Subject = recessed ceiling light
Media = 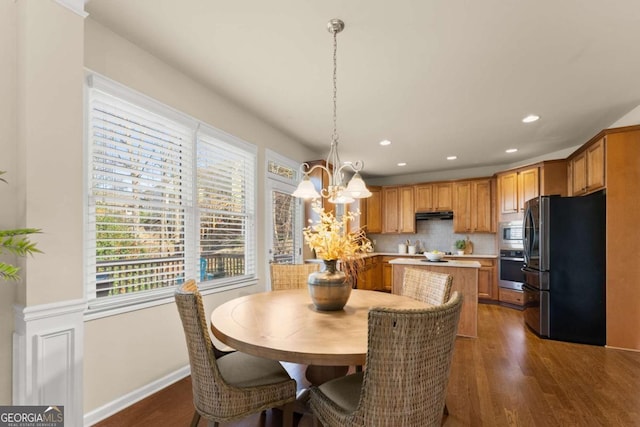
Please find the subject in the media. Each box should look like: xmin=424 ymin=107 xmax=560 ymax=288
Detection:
xmin=506 ymin=148 xmax=518 ymax=153
xmin=379 ymin=140 xmax=391 ymax=146
xmin=522 ymin=114 xmax=540 ymax=123
xmin=446 ymin=156 xmax=457 ymax=160
xmin=397 ymin=162 xmax=407 ymax=167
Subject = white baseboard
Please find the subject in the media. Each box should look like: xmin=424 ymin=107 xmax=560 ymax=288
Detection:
xmin=83 ymin=365 xmax=191 ymax=426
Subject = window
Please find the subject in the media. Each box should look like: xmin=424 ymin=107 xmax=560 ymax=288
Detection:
xmin=86 ymin=74 xmax=256 ymax=312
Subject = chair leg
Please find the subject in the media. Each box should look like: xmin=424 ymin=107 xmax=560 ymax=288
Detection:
xmin=190 ymin=410 xmax=201 ymax=427
xmin=282 ymin=402 xmax=294 ymax=427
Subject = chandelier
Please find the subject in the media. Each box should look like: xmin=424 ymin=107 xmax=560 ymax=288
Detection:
xmin=292 ymin=19 xmax=372 ymax=204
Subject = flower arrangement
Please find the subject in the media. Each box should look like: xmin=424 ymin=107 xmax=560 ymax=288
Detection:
xmin=303 ymin=201 xmax=372 ymax=286
xmin=303 ymin=202 xmax=372 ymax=260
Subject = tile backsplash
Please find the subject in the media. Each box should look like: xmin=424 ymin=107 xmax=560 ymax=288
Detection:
xmin=367 ymin=219 xmax=496 ymax=255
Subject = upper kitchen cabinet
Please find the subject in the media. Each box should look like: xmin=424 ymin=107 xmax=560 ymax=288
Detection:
xmin=364 ymin=186 xmax=382 ymax=234
xmin=568 ymin=137 xmax=605 ymax=196
xmin=453 ymin=178 xmax=494 ymax=233
xmin=496 ymin=160 xmax=566 ymax=221
xmin=497 ymin=167 xmax=538 ymax=217
xmin=382 ymin=185 xmax=415 ymax=233
xmin=415 ymin=182 xmax=453 ymax=212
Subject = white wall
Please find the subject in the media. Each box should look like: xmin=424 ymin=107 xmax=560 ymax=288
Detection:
xmin=82 ymin=18 xmax=317 ymax=416
xmin=0 ymin=0 xmax=19 ymax=406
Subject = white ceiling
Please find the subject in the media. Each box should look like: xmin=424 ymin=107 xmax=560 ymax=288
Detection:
xmin=85 ymin=0 xmax=640 ymax=178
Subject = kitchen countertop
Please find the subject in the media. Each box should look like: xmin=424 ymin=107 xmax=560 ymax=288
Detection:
xmin=388 ymin=258 xmax=481 ymax=268
xmin=370 ymin=252 xmax=497 ymax=259
xmin=306 ymin=253 xmax=496 ymax=264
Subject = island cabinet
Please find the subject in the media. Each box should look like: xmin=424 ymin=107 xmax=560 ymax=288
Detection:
xmin=496 ymin=160 xmax=567 ymax=221
xmin=355 ymin=256 xmax=382 ymax=291
xmin=390 ymin=259 xmax=479 ymax=338
xmin=568 ymin=136 xmax=605 ymax=196
xmin=446 ymin=256 xmax=497 ymax=301
xmin=414 ymin=182 xmax=453 ymax=212
xmin=452 ymin=178 xmax=494 ymax=233
xmin=382 ymin=185 xmax=415 ymax=233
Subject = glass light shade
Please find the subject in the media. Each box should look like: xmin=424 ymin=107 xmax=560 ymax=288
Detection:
xmin=344 ymin=173 xmax=372 ymax=199
xmin=292 ymin=176 xmax=321 ymax=199
xmin=328 ymin=189 xmax=355 ymax=204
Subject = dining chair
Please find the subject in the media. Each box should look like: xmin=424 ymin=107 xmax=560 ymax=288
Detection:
xmin=175 ymin=279 xmax=297 ymax=427
xmin=309 ymin=291 xmax=463 ymax=427
xmin=402 ymin=267 xmax=453 ymax=306
xmin=270 ymin=263 xmax=319 ymax=290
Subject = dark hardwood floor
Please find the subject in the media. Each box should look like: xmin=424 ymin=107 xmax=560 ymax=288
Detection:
xmin=93 ymin=304 xmax=640 ymax=426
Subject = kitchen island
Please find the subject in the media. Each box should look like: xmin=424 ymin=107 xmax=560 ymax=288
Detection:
xmin=389 ymin=258 xmax=480 ymax=338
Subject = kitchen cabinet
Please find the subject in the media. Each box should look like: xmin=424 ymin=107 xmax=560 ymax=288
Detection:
xmin=497 ymin=160 xmax=566 ymax=221
xmin=497 ymin=167 xmax=538 ymax=216
xmin=447 ymin=256 xmax=497 ymax=301
xmin=453 ymin=178 xmax=494 ymax=233
xmin=414 ymin=182 xmax=453 ymax=212
xmin=364 ymin=186 xmax=382 ymax=234
xmin=499 ymin=288 xmax=524 ymax=306
xmin=381 ymin=256 xmax=397 ymax=292
xmin=355 ymin=256 xmax=382 ymax=291
xmin=605 ymin=127 xmax=640 ymax=350
xmin=568 ymin=137 xmax=605 ymax=196
xmin=382 ymin=185 xmax=415 ymax=233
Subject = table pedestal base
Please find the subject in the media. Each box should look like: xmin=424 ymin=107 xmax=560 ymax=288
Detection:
xmin=305 ymin=365 xmax=349 ymax=385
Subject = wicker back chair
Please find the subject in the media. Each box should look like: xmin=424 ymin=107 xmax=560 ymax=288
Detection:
xmin=270 ymin=263 xmax=319 ymax=290
xmin=175 ymin=280 xmax=296 ymax=427
xmin=402 ymin=267 xmax=453 ymax=306
xmin=310 ymin=292 xmax=463 ymax=427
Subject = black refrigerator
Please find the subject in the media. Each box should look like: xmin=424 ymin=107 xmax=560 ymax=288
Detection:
xmin=522 ymin=190 xmax=606 ymax=346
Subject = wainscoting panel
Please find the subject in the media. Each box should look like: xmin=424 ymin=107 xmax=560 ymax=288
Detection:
xmin=13 ymin=299 xmax=85 ymax=427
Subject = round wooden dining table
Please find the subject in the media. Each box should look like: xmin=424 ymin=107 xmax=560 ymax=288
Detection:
xmin=210 ymin=289 xmax=430 ymax=369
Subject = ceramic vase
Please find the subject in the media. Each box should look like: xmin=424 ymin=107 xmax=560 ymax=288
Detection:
xmin=308 ymin=259 xmax=351 ymax=311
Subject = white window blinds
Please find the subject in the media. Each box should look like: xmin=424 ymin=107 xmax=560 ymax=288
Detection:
xmin=197 ymin=129 xmax=256 ymax=282
xmin=86 ymin=74 xmax=256 ymax=309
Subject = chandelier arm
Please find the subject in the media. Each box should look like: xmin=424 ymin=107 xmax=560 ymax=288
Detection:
xmin=299 ymin=162 xmax=333 ymax=183
xmin=335 ymin=161 xmax=365 ymax=176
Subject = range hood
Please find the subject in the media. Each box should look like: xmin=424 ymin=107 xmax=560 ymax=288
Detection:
xmin=416 ymin=211 xmax=454 ymax=220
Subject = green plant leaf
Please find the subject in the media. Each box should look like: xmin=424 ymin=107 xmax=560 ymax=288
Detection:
xmin=0 ymin=263 xmax=21 ymax=281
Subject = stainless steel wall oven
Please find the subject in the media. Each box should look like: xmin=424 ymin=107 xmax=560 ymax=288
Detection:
xmin=498 ymin=221 xmax=524 ymax=291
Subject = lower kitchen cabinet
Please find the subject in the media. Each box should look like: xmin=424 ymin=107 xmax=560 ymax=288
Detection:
xmin=356 ymin=256 xmax=382 ymax=291
xmin=498 ymin=287 xmax=524 ymax=307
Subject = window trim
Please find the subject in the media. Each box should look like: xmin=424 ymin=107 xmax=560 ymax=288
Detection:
xmin=84 ymin=71 xmax=258 ymax=319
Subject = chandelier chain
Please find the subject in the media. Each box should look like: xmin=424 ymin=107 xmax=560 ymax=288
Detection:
xmin=332 ymin=27 xmax=339 ymax=144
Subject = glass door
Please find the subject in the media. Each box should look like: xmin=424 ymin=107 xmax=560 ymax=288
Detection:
xmin=267 ymin=180 xmax=302 ymax=265
xmin=265 ymin=150 xmax=304 ymax=290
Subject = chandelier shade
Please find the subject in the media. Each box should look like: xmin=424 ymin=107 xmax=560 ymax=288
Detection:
xmin=293 ymin=18 xmax=371 ymax=205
